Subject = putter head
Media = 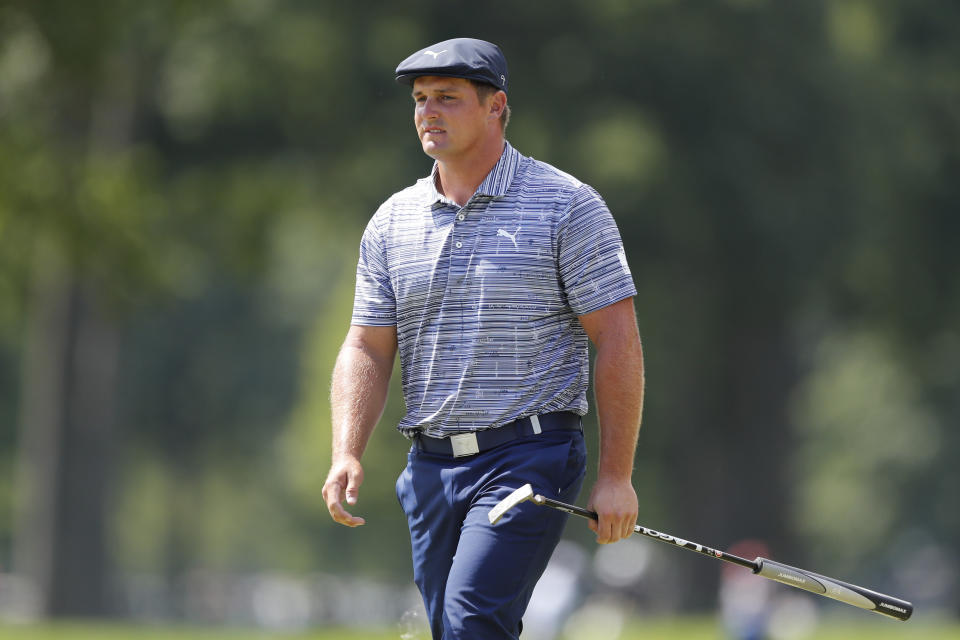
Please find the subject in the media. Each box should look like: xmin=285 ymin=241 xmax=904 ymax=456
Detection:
xmin=488 ymin=484 xmax=535 ymax=525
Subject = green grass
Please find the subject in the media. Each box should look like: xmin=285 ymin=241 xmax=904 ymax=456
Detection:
xmin=0 ymin=617 xmax=956 ymax=639
xmin=0 ymin=625 xmax=397 ymax=640
xmin=624 ymin=616 xmax=957 ymax=640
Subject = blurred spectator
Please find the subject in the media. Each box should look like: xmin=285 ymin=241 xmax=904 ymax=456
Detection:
xmin=719 ymin=540 xmax=773 ymax=640
xmin=524 ymin=540 xmax=589 ymax=639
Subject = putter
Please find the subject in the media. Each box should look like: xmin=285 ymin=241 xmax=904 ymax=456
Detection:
xmin=489 ymin=484 xmax=913 ymax=621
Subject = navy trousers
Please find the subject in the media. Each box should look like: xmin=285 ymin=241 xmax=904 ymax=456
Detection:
xmin=396 ymin=429 xmax=587 ymax=640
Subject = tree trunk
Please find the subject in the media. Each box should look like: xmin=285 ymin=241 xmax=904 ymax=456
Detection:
xmin=14 ymin=239 xmax=119 ymax=617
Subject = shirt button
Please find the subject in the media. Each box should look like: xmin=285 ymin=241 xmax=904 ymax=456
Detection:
xmin=458 ymin=214 xmax=465 ymax=221
xmin=455 ymin=241 xmax=463 ymax=249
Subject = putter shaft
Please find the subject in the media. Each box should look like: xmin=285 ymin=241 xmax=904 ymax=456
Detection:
xmin=515 ymin=490 xmax=912 ymax=621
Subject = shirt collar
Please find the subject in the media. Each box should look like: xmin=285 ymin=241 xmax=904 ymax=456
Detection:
xmin=477 ymin=141 xmax=520 ymax=197
xmin=426 ymin=141 xmax=521 ymax=205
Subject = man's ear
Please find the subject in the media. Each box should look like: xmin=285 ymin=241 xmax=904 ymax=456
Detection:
xmin=488 ymin=90 xmax=507 ymax=120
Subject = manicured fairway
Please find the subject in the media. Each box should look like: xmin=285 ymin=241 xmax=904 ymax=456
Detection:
xmin=623 ymin=617 xmax=956 ymax=640
xmin=0 ymin=617 xmax=955 ymax=639
xmin=0 ymin=626 xmax=391 ymax=640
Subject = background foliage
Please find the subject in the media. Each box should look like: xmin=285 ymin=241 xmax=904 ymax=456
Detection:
xmin=0 ymin=0 xmax=956 ymax=627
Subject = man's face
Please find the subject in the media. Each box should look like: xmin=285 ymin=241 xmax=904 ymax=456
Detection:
xmin=412 ymin=76 xmax=490 ymax=160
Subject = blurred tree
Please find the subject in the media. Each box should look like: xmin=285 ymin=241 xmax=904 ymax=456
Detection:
xmin=791 ymin=331 xmax=940 ymax=574
xmin=0 ymin=0 xmax=313 ymax=615
xmin=3 ymin=0 xmax=160 ymax=615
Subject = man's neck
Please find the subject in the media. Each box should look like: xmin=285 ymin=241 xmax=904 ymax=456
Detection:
xmin=435 ymin=138 xmax=505 ymax=207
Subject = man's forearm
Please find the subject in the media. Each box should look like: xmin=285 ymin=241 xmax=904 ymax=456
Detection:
xmin=330 ymin=340 xmax=394 ymax=460
xmin=324 ymin=329 xmax=395 ymax=527
xmin=593 ymin=336 xmax=644 ymax=480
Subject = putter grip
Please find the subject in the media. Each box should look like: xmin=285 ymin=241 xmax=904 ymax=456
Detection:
xmin=754 ymin=558 xmax=913 ymax=621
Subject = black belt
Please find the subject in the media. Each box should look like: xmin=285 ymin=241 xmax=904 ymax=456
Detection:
xmin=412 ymin=411 xmax=582 ymax=458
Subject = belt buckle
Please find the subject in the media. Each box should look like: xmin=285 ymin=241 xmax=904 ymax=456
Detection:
xmin=450 ymin=433 xmax=480 ymax=458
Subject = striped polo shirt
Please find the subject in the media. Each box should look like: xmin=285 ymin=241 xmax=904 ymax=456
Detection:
xmin=352 ymin=142 xmax=637 ymax=438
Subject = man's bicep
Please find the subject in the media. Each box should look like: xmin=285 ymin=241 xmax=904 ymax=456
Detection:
xmin=343 ymin=324 xmax=398 ymax=369
xmin=577 ymin=297 xmax=639 ymax=349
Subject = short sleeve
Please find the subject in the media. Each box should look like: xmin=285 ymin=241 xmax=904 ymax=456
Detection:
xmin=351 ymin=218 xmax=397 ymax=326
xmin=557 ymin=186 xmax=637 ymax=316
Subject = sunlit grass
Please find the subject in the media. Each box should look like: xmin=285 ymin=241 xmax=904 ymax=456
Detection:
xmin=0 ymin=624 xmax=396 ymax=640
xmin=623 ymin=616 xmax=956 ymax=640
xmin=0 ymin=617 xmax=956 ymax=639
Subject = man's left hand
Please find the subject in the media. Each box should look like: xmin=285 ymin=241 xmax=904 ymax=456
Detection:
xmin=586 ymin=478 xmax=638 ymax=544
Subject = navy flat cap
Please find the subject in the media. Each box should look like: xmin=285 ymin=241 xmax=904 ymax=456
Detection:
xmin=395 ymin=38 xmax=508 ymax=92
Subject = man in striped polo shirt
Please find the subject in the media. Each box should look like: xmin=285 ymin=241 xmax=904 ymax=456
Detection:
xmin=322 ymin=38 xmax=645 ymax=639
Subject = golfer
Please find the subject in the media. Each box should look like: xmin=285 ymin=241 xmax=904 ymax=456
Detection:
xmin=323 ymin=37 xmax=645 ymax=639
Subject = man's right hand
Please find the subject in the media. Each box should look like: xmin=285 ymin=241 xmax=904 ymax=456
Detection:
xmin=323 ymin=457 xmax=366 ymax=527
